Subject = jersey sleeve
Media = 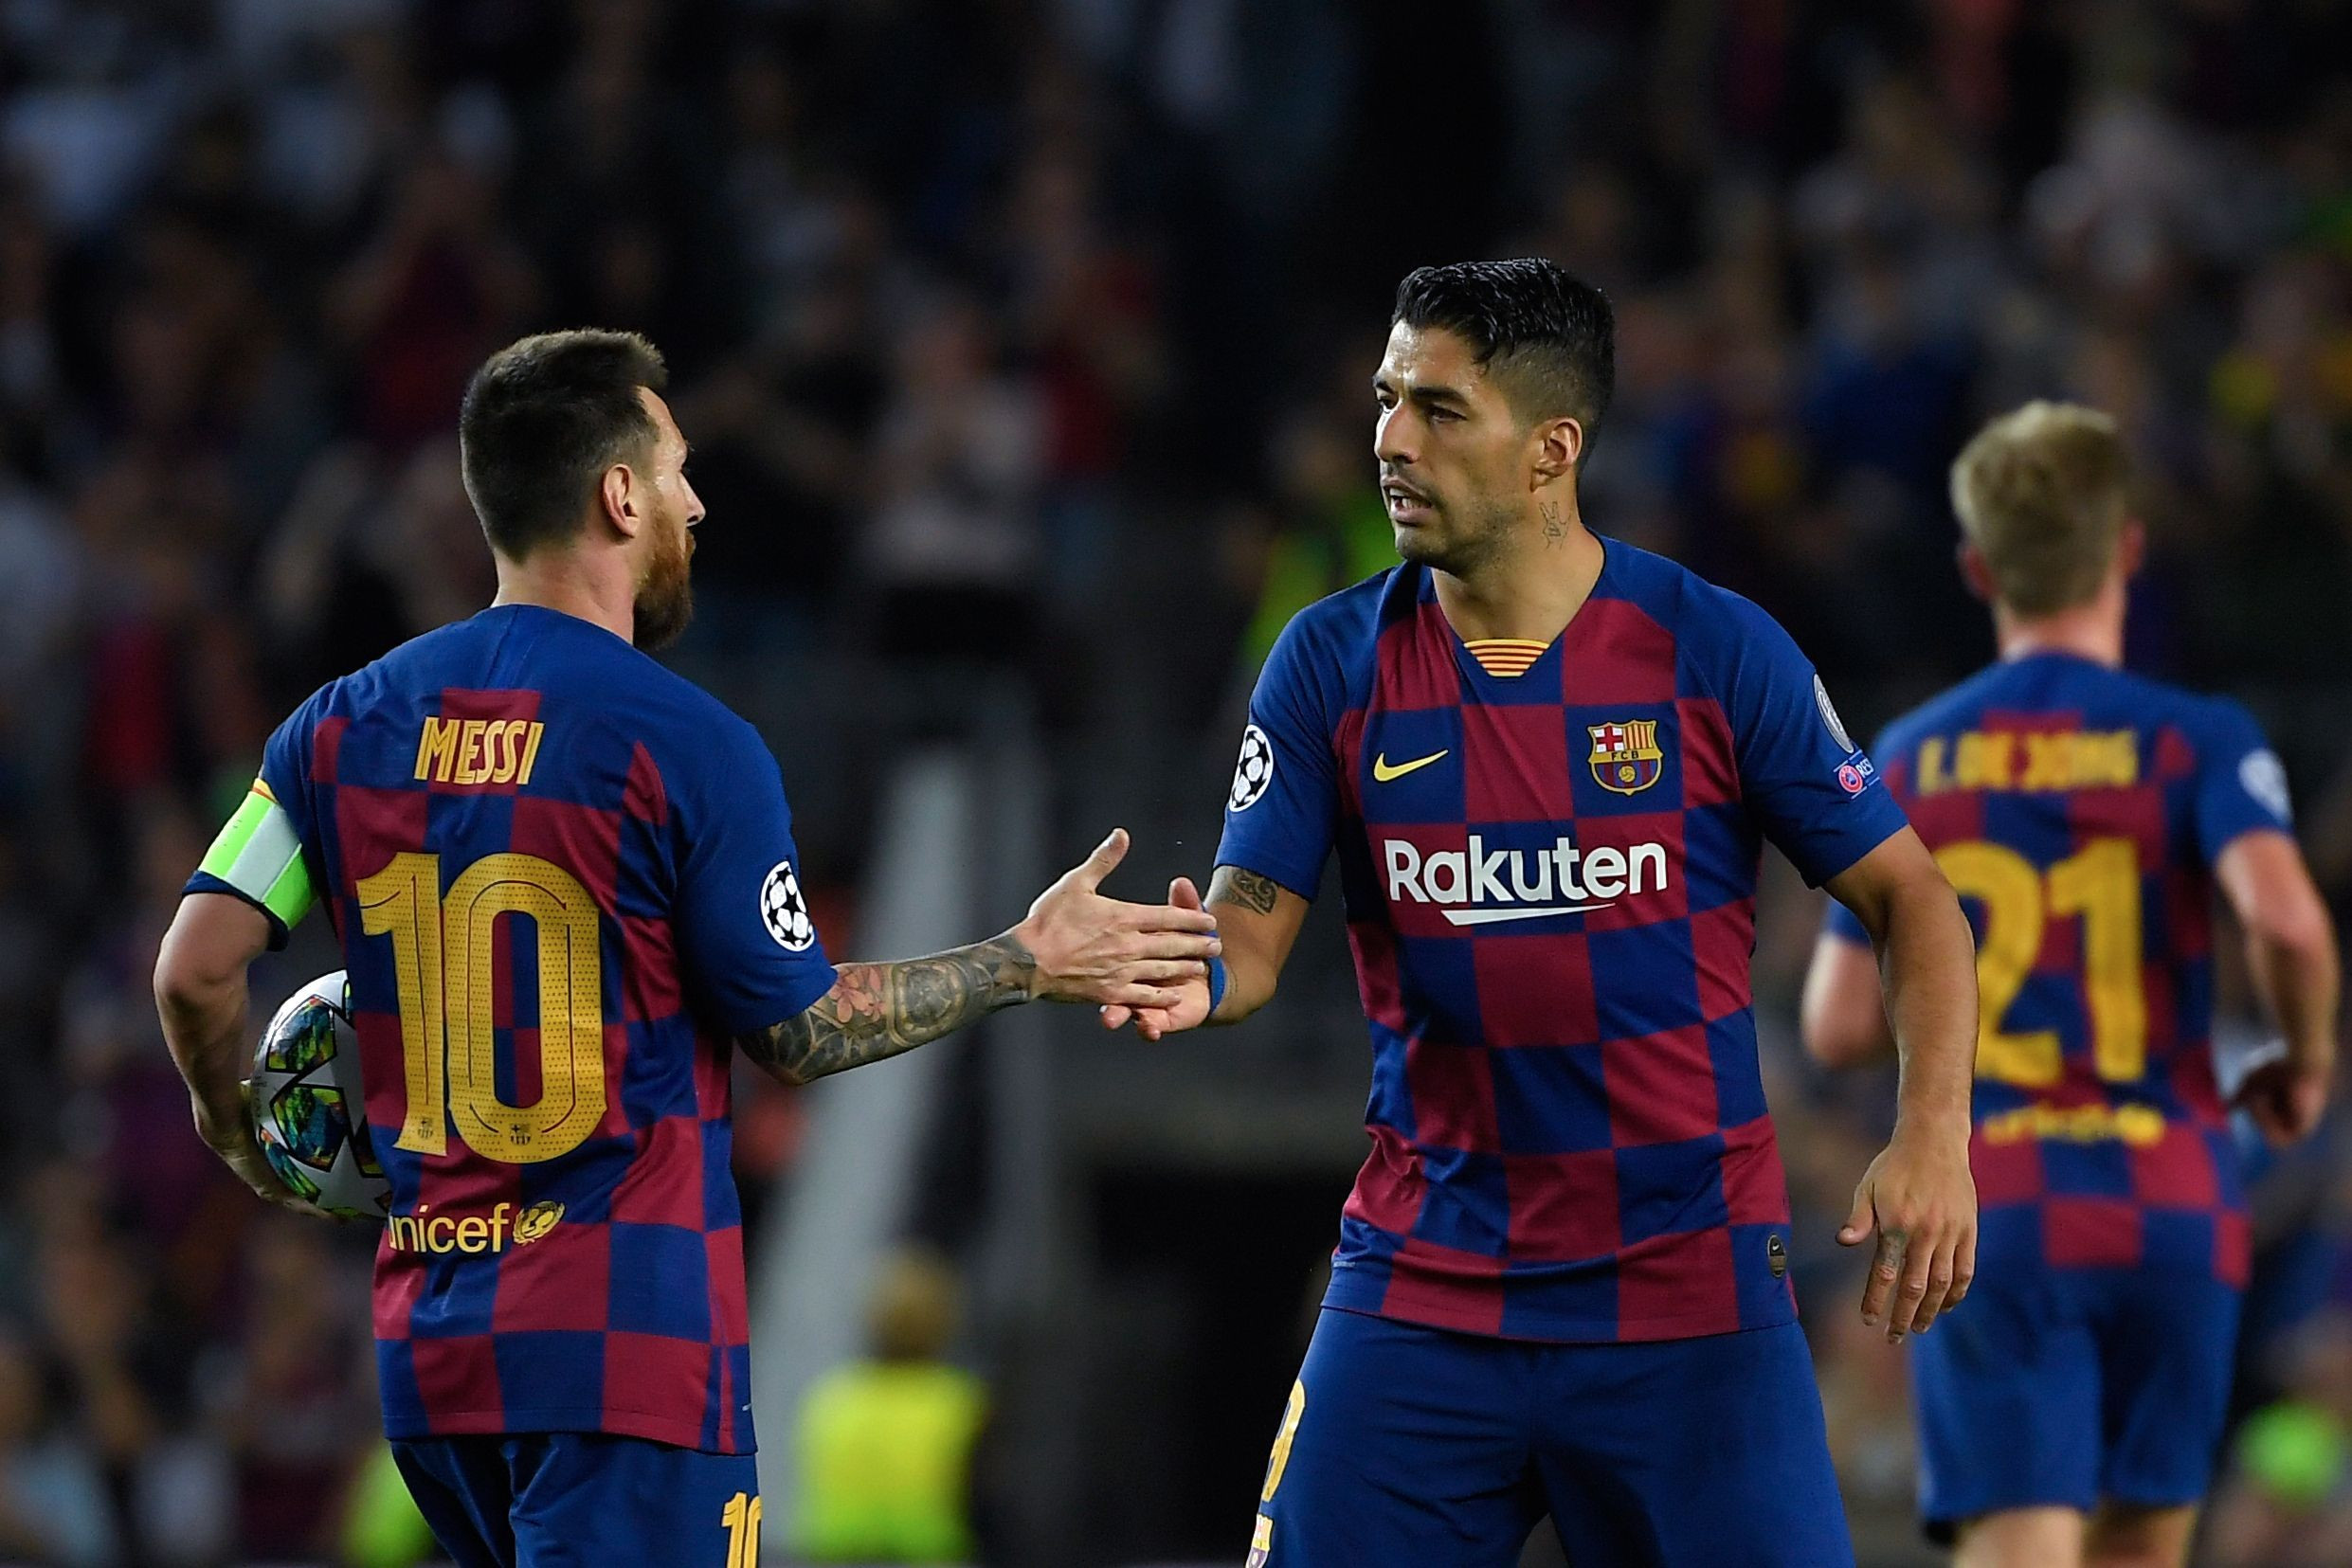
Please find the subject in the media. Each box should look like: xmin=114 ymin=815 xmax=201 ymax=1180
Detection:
xmin=671 ymin=716 xmax=840 ymax=1036
xmin=183 ymin=694 xmax=325 ymax=949
xmin=1711 ymin=596 xmax=1909 ymax=889
xmin=2190 ymin=698 xmax=2294 ymax=864
xmin=1817 ymin=721 xmax=1906 ymax=947
xmin=1213 ymin=613 xmax=1341 ymax=900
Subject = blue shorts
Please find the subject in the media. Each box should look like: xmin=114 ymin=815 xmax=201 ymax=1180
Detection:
xmin=1251 ymin=1307 xmax=1854 ymax=1568
xmin=392 ymin=1433 xmax=760 ymax=1568
xmin=1910 ymin=1267 xmax=2242 ymax=1535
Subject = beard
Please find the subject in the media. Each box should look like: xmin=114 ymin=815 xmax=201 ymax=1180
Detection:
xmin=632 ymin=516 xmax=695 ymax=651
xmin=1392 ymin=489 xmax=1516 ymax=579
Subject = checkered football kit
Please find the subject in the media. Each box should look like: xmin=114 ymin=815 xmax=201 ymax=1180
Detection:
xmin=1221 ymin=542 xmax=1908 ymax=1342
xmin=194 ymin=605 xmax=836 ymax=1454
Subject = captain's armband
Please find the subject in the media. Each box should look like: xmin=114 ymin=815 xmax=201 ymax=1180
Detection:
xmin=193 ymin=779 xmax=317 ymax=939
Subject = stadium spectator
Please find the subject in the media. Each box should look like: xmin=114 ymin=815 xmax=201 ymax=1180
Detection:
xmin=794 ymin=1248 xmax=989 ymax=1565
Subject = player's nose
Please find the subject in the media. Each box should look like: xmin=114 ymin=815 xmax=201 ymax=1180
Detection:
xmin=1374 ymin=402 xmax=1416 ymax=466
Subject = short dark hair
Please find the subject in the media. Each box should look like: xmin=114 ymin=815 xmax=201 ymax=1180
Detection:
xmin=458 ymin=330 xmax=669 ymax=560
xmin=1392 ymin=259 xmax=1614 ymax=442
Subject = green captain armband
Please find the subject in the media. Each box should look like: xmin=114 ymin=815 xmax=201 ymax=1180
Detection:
xmin=195 ymin=779 xmax=317 ymax=937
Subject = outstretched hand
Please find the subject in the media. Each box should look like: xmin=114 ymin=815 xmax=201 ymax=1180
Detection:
xmin=1100 ymin=876 xmax=1216 ymax=1040
xmin=1839 ymin=1126 xmax=1976 ymax=1343
xmin=1013 ymin=830 xmax=1221 ymax=1010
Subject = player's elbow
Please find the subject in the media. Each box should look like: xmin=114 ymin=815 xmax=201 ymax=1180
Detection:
xmin=153 ymin=905 xmax=248 ymax=1018
xmin=2220 ymin=835 xmax=2339 ymax=970
xmin=154 ymin=958 xmax=224 ymax=1041
xmin=1215 ymin=949 xmax=1280 ymax=1024
xmin=1800 ymin=1002 xmax=1888 ymax=1071
xmin=154 ymin=928 xmax=210 ymax=1014
xmin=2243 ymin=887 xmax=2338 ymax=970
xmin=1800 ymin=945 xmax=1891 ymax=1070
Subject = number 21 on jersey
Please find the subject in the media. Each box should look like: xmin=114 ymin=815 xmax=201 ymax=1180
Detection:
xmin=357 ymin=851 xmax=606 ymax=1163
xmin=1934 ymin=836 xmax=2147 ymax=1089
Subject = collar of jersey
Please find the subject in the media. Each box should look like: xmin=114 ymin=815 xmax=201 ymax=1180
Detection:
xmin=476 ymin=601 xmax=635 ymax=646
xmin=1415 ymin=533 xmax=1620 ymax=686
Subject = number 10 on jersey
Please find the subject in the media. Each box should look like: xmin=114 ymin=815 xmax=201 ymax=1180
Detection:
xmin=357 ymin=851 xmax=607 ymax=1163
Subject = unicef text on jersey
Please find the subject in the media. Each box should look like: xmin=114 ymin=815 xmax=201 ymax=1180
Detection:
xmin=1383 ymin=835 xmax=1669 ymax=924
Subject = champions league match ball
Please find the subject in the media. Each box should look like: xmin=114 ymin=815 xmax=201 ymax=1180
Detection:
xmin=250 ymin=971 xmax=390 ymax=1222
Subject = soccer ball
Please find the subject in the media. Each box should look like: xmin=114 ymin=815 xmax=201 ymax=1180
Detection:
xmin=250 ymin=971 xmax=389 ymax=1222
xmin=1230 ymin=724 xmax=1276 ymax=811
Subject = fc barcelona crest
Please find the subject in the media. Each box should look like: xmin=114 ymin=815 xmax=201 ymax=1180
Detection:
xmin=1587 ymin=719 xmax=1664 ymax=795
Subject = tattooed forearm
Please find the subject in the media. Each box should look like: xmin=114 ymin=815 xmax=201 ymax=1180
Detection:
xmin=738 ymin=932 xmax=1038 ymax=1086
xmin=1208 ymin=865 xmax=1281 ymax=916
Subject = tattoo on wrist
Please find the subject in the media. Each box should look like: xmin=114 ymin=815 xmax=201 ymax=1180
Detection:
xmin=737 ymin=932 xmax=1037 ymax=1085
xmin=1209 ymin=865 xmax=1280 ymax=915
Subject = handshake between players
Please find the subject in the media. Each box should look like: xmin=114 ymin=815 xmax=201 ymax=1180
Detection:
xmin=1003 ymin=828 xmax=1224 ymax=1014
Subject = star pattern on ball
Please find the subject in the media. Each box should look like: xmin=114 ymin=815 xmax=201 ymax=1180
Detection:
xmin=252 ymin=974 xmax=389 ymax=1221
xmin=760 ymin=859 xmax=816 ymax=950
xmin=1230 ymin=724 xmax=1276 ymax=812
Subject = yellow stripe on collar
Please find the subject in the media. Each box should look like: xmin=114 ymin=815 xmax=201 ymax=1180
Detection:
xmin=1463 ymin=639 xmax=1547 ymax=676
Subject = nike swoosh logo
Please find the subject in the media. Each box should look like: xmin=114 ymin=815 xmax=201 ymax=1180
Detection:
xmin=1440 ymin=904 xmax=1609 ymax=926
xmin=1372 ymin=749 xmax=1449 ymax=783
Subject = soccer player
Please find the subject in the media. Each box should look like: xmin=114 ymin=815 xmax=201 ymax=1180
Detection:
xmin=151 ymin=330 xmax=1221 ymax=1568
xmin=1801 ymin=402 xmax=2341 ymax=1568
xmin=1103 ymin=259 xmax=1982 ymax=1566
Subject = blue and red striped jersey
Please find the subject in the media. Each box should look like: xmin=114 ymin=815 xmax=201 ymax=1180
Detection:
xmin=1220 ymin=542 xmax=1908 ymax=1343
xmin=1824 ymin=652 xmax=2293 ymax=1289
xmin=206 ymin=604 xmax=836 ymax=1453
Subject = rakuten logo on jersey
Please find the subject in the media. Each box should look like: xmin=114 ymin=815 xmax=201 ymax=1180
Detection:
xmin=1383 ymin=835 xmax=1671 ymax=926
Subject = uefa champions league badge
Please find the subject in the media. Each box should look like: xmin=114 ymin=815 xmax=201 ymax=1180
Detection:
xmin=1230 ymin=725 xmax=1276 ymax=812
xmin=2239 ymin=748 xmax=2292 ymax=823
xmin=1814 ymin=674 xmax=1854 ymax=752
xmin=759 ymin=860 xmax=816 ymax=950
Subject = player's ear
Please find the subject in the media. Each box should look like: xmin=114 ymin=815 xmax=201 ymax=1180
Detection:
xmin=1955 ymin=542 xmax=1994 ymax=603
xmin=1531 ymin=416 xmax=1583 ymax=484
xmin=600 ymin=462 xmax=642 ymax=540
xmin=2118 ymin=518 xmax=2146 ymax=580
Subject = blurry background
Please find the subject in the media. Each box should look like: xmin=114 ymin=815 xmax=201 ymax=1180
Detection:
xmin=4 ymin=0 xmax=2352 ymax=1564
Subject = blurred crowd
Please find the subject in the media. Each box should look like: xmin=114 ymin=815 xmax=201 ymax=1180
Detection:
xmin=1 ymin=1 xmax=2351 ymax=1564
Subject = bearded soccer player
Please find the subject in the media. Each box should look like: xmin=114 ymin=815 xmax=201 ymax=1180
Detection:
xmin=1801 ymin=403 xmax=2341 ymax=1568
xmin=1103 ymin=260 xmax=1981 ymax=1566
xmin=151 ymin=331 xmax=1221 ymax=1568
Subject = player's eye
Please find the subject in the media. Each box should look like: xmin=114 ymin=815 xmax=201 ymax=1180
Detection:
xmin=1428 ymin=406 xmax=1461 ymax=423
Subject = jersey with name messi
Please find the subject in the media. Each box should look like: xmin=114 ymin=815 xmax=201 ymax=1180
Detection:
xmin=1220 ymin=541 xmax=1909 ymax=1343
xmin=1824 ymin=652 xmax=2293 ymax=1289
xmin=186 ymin=604 xmax=838 ymax=1453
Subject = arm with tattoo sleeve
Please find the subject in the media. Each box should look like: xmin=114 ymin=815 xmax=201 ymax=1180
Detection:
xmin=738 ymin=935 xmax=1038 ymax=1085
xmin=736 ymin=829 xmax=1221 ymax=1087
